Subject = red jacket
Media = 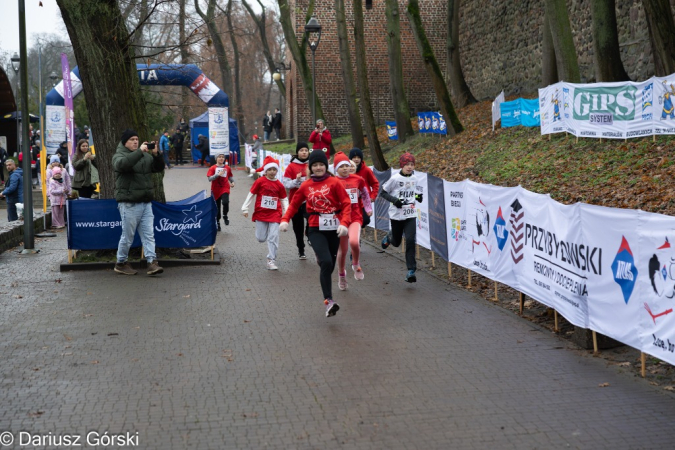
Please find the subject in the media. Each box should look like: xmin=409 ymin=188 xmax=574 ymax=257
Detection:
xmin=282 ymin=176 xmax=351 ymax=228
xmin=308 ymin=128 xmax=332 ymax=156
xmin=207 ymin=164 xmax=233 ymax=200
xmin=355 ymin=164 xmax=379 ymax=201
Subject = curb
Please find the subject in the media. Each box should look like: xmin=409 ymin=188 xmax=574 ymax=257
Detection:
xmin=59 ymin=248 xmax=222 ymax=271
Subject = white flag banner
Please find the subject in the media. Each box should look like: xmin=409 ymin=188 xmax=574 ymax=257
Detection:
xmin=414 ymin=172 xmax=430 ymax=250
xmin=538 ymin=82 xmax=566 ymax=136
xmin=208 ymin=107 xmax=229 ymax=154
xmin=444 ymin=180 xmax=467 ymax=263
xmin=244 ymin=143 xmax=253 ymax=169
xmin=492 ymin=90 xmax=505 ymax=131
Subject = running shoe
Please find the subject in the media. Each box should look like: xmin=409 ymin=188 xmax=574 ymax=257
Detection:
xmin=352 ymin=264 xmax=365 ymax=281
xmin=338 ymin=272 xmax=348 ymax=291
xmin=299 ymin=250 xmax=307 ymax=260
xmin=324 ymin=299 xmax=340 ymax=317
xmin=405 ymin=270 xmax=417 ymax=283
xmin=267 ymin=259 xmax=279 ymax=270
xmin=381 ymin=233 xmax=391 ymax=249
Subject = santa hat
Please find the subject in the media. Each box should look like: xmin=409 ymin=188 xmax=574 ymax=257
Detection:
xmin=333 ymin=151 xmax=351 ymax=171
xmin=256 ymin=155 xmax=280 ymax=174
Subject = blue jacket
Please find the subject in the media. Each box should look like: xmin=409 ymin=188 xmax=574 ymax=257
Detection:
xmin=159 ymin=134 xmax=170 ymax=152
xmin=2 ymin=168 xmax=23 ymax=203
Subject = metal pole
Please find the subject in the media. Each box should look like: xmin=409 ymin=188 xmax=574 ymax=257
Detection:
xmin=18 ymin=0 xmax=35 ymax=251
xmin=311 ymin=47 xmax=316 ymax=125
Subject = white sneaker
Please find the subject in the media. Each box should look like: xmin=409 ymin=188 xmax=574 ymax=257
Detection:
xmin=338 ymin=272 xmax=348 ymax=291
xmin=267 ymin=259 xmax=278 ymax=270
xmin=352 ymin=264 xmax=365 ymax=281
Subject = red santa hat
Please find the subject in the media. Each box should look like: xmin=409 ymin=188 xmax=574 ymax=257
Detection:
xmin=333 ymin=151 xmax=351 ymax=171
xmin=256 ymin=155 xmax=280 ymax=174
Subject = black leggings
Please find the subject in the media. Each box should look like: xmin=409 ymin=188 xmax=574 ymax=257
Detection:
xmin=291 ymin=203 xmax=308 ymax=252
xmin=215 ymin=193 xmax=229 ymax=221
xmin=75 ymin=185 xmax=96 ymax=199
xmin=389 ymin=217 xmax=417 ymax=271
xmin=308 ymin=227 xmax=340 ymax=300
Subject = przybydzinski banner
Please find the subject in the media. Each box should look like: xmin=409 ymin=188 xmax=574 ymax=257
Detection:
xmin=208 ymin=107 xmax=229 ymax=155
xmin=539 ymin=74 xmax=675 ymax=139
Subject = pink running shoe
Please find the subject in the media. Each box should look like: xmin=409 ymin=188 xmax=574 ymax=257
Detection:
xmin=338 ymin=272 xmax=348 ymax=290
xmin=351 ymin=265 xmax=365 ymax=281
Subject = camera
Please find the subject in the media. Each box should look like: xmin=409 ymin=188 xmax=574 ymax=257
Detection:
xmin=146 ymin=141 xmax=156 ymax=150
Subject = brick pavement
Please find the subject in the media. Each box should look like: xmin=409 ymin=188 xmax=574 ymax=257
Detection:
xmin=0 ymin=164 xmax=674 ymax=449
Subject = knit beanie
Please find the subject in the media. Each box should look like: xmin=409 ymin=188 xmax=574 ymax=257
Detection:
xmin=52 ymin=167 xmax=62 ymax=175
xmin=308 ymin=149 xmax=328 ymax=172
xmin=333 ymin=151 xmax=351 ymax=171
xmin=399 ymin=152 xmax=415 ymax=168
xmin=296 ymin=142 xmax=309 ymax=154
xmin=49 ymin=154 xmax=60 ymax=164
xmin=349 ymin=148 xmax=363 ymax=160
xmin=120 ymin=129 xmax=139 ymax=146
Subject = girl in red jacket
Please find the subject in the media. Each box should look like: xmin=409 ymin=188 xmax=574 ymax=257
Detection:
xmin=308 ymin=119 xmax=332 ymax=158
xmin=280 ymin=150 xmax=351 ymax=317
xmin=333 ymin=152 xmax=373 ymax=290
xmin=282 ymin=142 xmax=310 ymax=259
xmin=206 ymin=153 xmax=234 ymax=231
xmin=349 ymin=147 xmax=379 ymax=227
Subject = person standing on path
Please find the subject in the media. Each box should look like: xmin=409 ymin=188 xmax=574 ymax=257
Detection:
xmin=241 ymin=155 xmax=288 ymax=271
xmin=0 ymin=159 xmax=23 ymax=222
xmin=280 ymin=150 xmax=351 ymax=318
xmin=113 ymin=129 xmax=165 ymax=276
xmin=171 ymin=128 xmax=185 ymax=165
xmin=379 ymin=153 xmax=423 ymax=283
xmin=207 ymin=153 xmax=234 ymax=230
xmin=308 ymin=119 xmax=332 ymax=158
xmin=159 ymin=130 xmax=172 ymax=169
xmin=196 ymin=134 xmax=210 ymax=166
xmin=272 ymin=108 xmax=282 ymax=140
xmin=71 ymin=139 xmax=99 ymax=198
xmin=282 ymin=142 xmax=310 ymax=259
xmin=349 ymin=147 xmax=379 ymax=228
xmin=48 ymin=167 xmax=68 ymax=228
xmin=262 ymin=111 xmax=273 ymax=142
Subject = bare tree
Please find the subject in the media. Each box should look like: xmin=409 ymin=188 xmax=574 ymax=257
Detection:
xmin=447 ymin=0 xmax=476 ymax=108
xmin=541 ymin=5 xmax=559 ymax=86
xmin=591 ymin=0 xmax=629 ymax=81
xmin=643 ymin=0 xmax=675 ymax=76
xmin=543 ymin=0 xmax=581 ymax=83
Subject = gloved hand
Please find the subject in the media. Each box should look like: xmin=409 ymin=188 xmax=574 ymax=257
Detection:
xmin=415 ymin=193 xmax=423 ymax=203
xmin=241 ymin=209 xmax=248 ymax=218
xmin=279 ymin=222 xmax=289 ymax=232
xmin=393 ymin=199 xmax=404 ymax=208
xmin=336 ymin=225 xmax=348 ymax=237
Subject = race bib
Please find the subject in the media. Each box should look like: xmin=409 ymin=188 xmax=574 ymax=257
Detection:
xmin=261 ymin=196 xmax=278 ymax=210
xmin=347 ymin=188 xmax=358 ymax=204
xmin=319 ymin=213 xmax=339 ymax=231
xmin=215 ymin=167 xmax=225 ymax=175
xmin=402 ymin=203 xmax=416 ymax=219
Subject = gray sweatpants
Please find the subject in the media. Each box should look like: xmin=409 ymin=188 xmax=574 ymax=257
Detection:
xmin=255 ymin=221 xmax=280 ymax=261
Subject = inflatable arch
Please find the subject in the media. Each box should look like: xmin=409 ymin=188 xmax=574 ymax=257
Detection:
xmin=44 ymin=64 xmax=232 ymax=155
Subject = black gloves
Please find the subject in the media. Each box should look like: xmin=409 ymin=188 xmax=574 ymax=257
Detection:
xmin=393 ymin=199 xmax=404 ymax=208
xmin=415 ymin=193 xmax=423 ymax=203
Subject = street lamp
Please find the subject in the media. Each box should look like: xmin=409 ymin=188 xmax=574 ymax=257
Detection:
xmin=50 ymin=71 xmax=58 ymax=87
xmin=11 ymin=53 xmax=20 ymax=158
xmin=272 ymin=62 xmax=291 ymax=138
xmin=304 ymin=17 xmax=321 ymax=126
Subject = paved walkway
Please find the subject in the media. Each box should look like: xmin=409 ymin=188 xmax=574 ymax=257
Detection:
xmin=0 ymin=165 xmax=673 ymax=449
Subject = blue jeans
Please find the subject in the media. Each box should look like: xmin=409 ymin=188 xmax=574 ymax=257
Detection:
xmin=117 ymin=202 xmax=157 ymax=263
xmin=161 ymin=150 xmax=171 ymax=168
xmin=263 ymin=130 xmax=270 ymax=141
xmin=6 ymin=201 xmax=17 ymax=222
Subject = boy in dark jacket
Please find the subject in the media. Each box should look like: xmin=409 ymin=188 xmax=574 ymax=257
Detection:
xmin=0 ymin=159 xmax=23 ymax=221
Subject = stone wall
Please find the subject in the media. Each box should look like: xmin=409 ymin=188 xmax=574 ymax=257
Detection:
xmin=287 ymin=0 xmax=675 ymax=141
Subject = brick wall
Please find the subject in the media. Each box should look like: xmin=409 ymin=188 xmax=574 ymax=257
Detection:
xmin=287 ymin=0 xmax=675 ymax=141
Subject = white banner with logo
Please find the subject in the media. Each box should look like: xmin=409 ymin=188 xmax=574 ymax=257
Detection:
xmin=539 ymin=74 xmax=675 ymax=139
xmin=491 ymin=90 xmax=505 ymax=131
xmin=208 ymin=107 xmax=229 ymax=155
xmin=45 ymin=105 xmax=66 ymax=155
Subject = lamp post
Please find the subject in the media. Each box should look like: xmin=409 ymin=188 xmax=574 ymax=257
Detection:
xmin=50 ymin=71 xmax=58 ymax=88
xmin=272 ymin=61 xmax=291 ymax=139
xmin=11 ymin=53 xmax=20 ymax=158
xmin=304 ymin=17 xmax=322 ymax=126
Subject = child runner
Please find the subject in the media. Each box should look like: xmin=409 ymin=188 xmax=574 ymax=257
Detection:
xmin=280 ymin=150 xmax=351 ymax=317
xmin=48 ymin=167 xmax=69 ymax=228
xmin=206 ymin=152 xmax=234 ymax=231
xmin=241 ymin=155 xmax=288 ymax=270
xmin=333 ymin=152 xmax=372 ymax=290
xmin=282 ymin=142 xmax=310 ymax=259
xmin=379 ymin=152 xmax=423 ymax=283
xmin=349 ymin=148 xmax=379 ymax=227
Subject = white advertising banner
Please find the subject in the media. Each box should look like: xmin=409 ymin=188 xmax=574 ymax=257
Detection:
xmin=444 ymin=180 xmax=466 ymax=263
xmin=45 ymin=105 xmax=66 ymax=155
xmin=208 ymin=107 xmax=229 ymax=155
xmin=538 ymin=82 xmax=565 ymax=136
xmin=414 ymin=172 xmax=430 ymax=250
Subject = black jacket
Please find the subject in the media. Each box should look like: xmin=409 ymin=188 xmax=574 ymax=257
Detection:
xmin=263 ymin=115 xmax=273 ymax=132
xmin=272 ymin=112 xmax=282 ymax=129
xmin=171 ymin=132 xmax=185 ymax=149
xmin=57 ymin=142 xmax=69 ymax=166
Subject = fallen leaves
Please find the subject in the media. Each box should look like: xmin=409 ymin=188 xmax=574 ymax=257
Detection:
xmin=598 ymin=382 xmax=610 ymax=388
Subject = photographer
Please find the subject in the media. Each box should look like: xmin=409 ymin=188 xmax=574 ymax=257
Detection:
xmin=308 ymin=119 xmax=332 ymax=158
xmin=112 ymin=129 xmax=165 ymax=276
xmin=72 ymin=139 xmax=99 ymax=198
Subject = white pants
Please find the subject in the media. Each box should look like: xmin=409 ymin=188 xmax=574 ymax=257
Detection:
xmin=255 ymin=221 xmax=279 ymax=261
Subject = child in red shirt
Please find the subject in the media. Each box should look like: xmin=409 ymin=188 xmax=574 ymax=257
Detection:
xmin=333 ymin=152 xmax=373 ymax=290
xmin=349 ymin=147 xmax=379 ymax=227
xmin=282 ymin=142 xmax=310 ymax=259
xmin=206 ymin=153 xmax=234 ymax=231
xmin=241 ymin=156 xmax=288 ymax=270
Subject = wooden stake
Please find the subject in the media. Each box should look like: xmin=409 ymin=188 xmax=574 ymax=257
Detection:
xmin=467 ymin=269 xmax=472 ymax=288
xmin=653 ymin=134 xmax=656 ymax=142
xmin=447 ymin=261 xmax=452 ymax=279
xmin=416 ymin=244 xmax=420 ymax=260
xmin=641 ymin=352 xmax=646 ymax=378
xmin=493 ymin=281 xmax=499 ymax=301
xmin=554 ymin=309 xmax=559 ymax=332
xmin=519 ymin=292 xmax=525 ymax=315
xmin=402 ymin=239 xmax=405 ymax=254
xmin=68 ymin=249 xmax=73 ymax=264
xmin=575 ymin=136 xmax=579 ymax=144
xmin=431 ymin=251 xmax=435 ymax=268
xmin=211 ymin=245 xmax=214 ymax=261
xmin=374 ymin=228 xmax=377 ymax=242
xmin=592 ymin=330 xmax=599 ymax=354
xmin=599 ymin=138 xmax=603 ymax=143
xmin=141 ymin=247 xmax=145 ymax=259
xmin=548 ymin=133 xmax=551 ymax=141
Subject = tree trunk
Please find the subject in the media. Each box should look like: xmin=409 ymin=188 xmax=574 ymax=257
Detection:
xmin=277 ymin=0 xmax=328 ymax=142
xmin=643 ymin=0 xmax=675 ymax=76
xmin=56 ymin=0 xmax=150 ymax=199
xmin=544 ymin=0 xmax=581 ymax=83
xmin=335 ymin=0 xmax=365 ymax=149
xmin=542 ymin=5 xmax=559 ymax=86
xmin=179 ymin=0 xmax=191 ymax=123
xmin=591 ymin=0 xmax=629 ymax=81
xmin=447 ymin=0 xmax=476 ymax=108
xmin=406 ymin=0 xmax=463 ymax=136
xmin=354 ymin=0 xmax=386 ymax=170
xmin=385 ymin=0 xmax=415 ymax=142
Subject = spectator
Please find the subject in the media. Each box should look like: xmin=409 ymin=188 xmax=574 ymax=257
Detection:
xmin=46 ymin=155 xmax=71 ymax=196
xmin=262 ymin=111 xmax=273 ymax=142
xmin=171 ymin=128 xmax=185 ymax=165
xmin=249 ymin=134 xmax=262 ymax=178
xmin=48 ymin=167 xmax=69 ymax=228
xmin=0 ymin=143 xmax=7 ymax=186
xmin=309 ymin=119 xmax=332 ymax=157
xmin=77 ymin=125 xmax=90 ymax=143
xmin=272 ymin=108 xmax=282 ymax=140
xmin=112 ymin=129 xmax=165 ymax=276
xmin=57 ymin=141 xmax=69 ymax=167
xmin=71 ymin=139 xmax=99 ymax=198
xmin=31 ymin=140 xmax=40 ymax=187
xmin=0 ymin=159 xmax=23 ymax=222
xmin=159 ymin=130 xmax=172 ymax=169
xmin=195 ymin=134 xmax=209 ymax=167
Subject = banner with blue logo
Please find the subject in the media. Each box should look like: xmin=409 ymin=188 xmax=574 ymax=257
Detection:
xmin=67 ymin=193 xmax=217 ymax=250
xmin=500 ymin=100 xmax=522 ymax=128
xmin=386 ymin=121 xmax=398 ymax=140
xmin=417 ymin=112 xmax=448 ymax=135
xmin=500 ymin=98 xmax=540 ymax=128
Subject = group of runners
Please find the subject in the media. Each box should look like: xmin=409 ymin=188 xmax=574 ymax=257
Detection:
xmin=208 ymin=143 xmax=421 ymax=318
